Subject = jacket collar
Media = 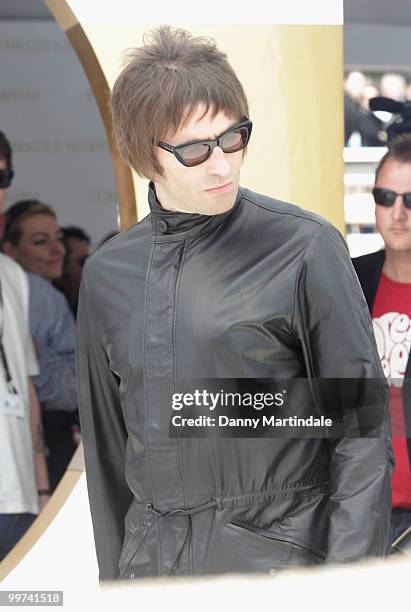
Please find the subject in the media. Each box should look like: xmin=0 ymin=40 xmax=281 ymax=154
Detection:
xmin=148 ymin=181 xmax=242 ymax=240
xmin=356 ymin=249 xmax=385 ymax=312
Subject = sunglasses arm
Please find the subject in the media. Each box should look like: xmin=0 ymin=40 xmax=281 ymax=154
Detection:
xmin=157 ymin=142 xmax=175 ymax=153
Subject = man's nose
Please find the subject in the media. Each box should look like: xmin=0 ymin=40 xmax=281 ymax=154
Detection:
xmin=391 ymin=194 xmax=408 ymax=222
xmin=207 ymin=146 xmax=231 ymax=176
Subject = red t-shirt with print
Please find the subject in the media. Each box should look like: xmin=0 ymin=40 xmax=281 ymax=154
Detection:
xmin=372 ymin=271 xmax=411 ymax=509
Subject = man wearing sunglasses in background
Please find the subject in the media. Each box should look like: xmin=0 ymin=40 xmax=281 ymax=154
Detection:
xmin=77 ymin=26 xmax=392 ymax=581
xmin=353 ymin=133 xmax=411 ymax=546
xmin=0 ymin=132 xmax=14 ymax=227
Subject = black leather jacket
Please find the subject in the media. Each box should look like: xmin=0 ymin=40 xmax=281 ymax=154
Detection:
xmin=77 ymin=184 xmax=393 ymax=581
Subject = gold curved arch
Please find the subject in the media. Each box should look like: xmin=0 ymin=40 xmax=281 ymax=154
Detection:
xmin=45 ymin=0 xmax=137 ymax=230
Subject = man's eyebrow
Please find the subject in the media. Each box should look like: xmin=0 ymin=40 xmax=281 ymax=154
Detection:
xmin=177 ymin=120 xmax=239 ymax=146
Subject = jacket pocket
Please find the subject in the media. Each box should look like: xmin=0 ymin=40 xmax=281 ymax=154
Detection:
xmin=203 ymin=516 xmax=326 ymax=575
xmin=225 ymin=519 xmax=325 ymax=563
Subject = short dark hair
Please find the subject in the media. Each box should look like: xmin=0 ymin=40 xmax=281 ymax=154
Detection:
xmin=110 ymin=25 xmax=250 ymax=179
xmin=3 ymin=199 xmax=56 ymax=246
xmin=0 ymin=131 xmax=12 ymax=171
xmin=375 ymin=133 xmax=411 ymax=182
xmin=61 ymin=226 xmax=91 ymax=244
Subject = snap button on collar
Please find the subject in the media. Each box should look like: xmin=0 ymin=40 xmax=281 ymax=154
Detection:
xmin=158 ymin=219 xmax=168 ymax=233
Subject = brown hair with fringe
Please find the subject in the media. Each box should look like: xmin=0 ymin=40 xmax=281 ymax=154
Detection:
xmin=110 ymin=25 xmax=249 ymax=180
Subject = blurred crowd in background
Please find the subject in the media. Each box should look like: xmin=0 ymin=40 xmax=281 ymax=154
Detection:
xmin=0 ymin=129 xmax=118 ymax=561
xmin=344 ymin=70 xmax=411 ymax=147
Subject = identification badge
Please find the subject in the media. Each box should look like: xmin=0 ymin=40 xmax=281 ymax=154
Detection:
xmin=0 ymin=392 xmax=25 ymax=418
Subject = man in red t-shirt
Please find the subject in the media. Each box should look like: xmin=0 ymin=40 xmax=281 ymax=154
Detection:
xmin=353 ymin=133 xmax=411 ymax=546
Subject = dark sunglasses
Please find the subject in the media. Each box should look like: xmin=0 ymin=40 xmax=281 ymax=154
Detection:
xmin=0 ymin=170 xmax=14 ymax=189
xmin=373 ymin=187 xmax=411 ymax=209
xmin=157 ymin=118 xmax=253 ymax=167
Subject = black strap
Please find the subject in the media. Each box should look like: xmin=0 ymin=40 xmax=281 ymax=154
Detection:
xmin=0 ymin=278 xmax=18 ymax=393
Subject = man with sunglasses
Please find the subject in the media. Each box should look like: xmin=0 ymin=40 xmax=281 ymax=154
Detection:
xmin=353 ymin=133 xmax=411 ymax=546
xmin=0 ymin=132 xmax=14 ymax=226
xmin=77 ymin=25 xmax=392 ymax=582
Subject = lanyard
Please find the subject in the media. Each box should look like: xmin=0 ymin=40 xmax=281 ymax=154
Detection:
xmin=0 ymin=278 xmax=18 ymax=394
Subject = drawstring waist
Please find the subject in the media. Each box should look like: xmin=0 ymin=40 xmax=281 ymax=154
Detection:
xmin=122 ymin=499 xmax=220 ymax=578
xmin=121 ymin=484 xmax=329 ymax=578
xmin=146 ymin=498 xmax=220 ymax=518
xmin=147 ymin=499 xmax=219 ymax=576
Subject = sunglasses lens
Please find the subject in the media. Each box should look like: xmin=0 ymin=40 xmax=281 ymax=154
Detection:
xmin=403 ymin=193 xmax=411 ymax=209
xmin=180 ymin=143 xmax=210 ymax=167
xmin=220 ymin=127 xmax=249 ymax=153
xmin=0 ymin=170 xmax=12 ymax=189
xmin=171 ymin=120 xmax=252 ymax=167
xmin=373 ymin=188 xmax=396 ymax=206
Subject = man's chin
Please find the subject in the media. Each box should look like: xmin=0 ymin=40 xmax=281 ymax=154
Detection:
xmin=201 ymin=190 xmax=238 ymax=216
xmin=204 ymin=201 xmax=235 ymax=216
xmin=385 ymin=237 xmax=411 ymax=252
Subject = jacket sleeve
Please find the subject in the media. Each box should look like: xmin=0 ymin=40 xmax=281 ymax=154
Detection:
xmin=294 ymin=223 xmax=394 ymax=562
xmin=76 ymin=265 xmax=133 ymax=581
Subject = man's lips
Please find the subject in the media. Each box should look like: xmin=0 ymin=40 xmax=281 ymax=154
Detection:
xmin=205 ymin=181 xmax=233 ymax=193
xmin=390 ymin=227 xmax=408 ymax=233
